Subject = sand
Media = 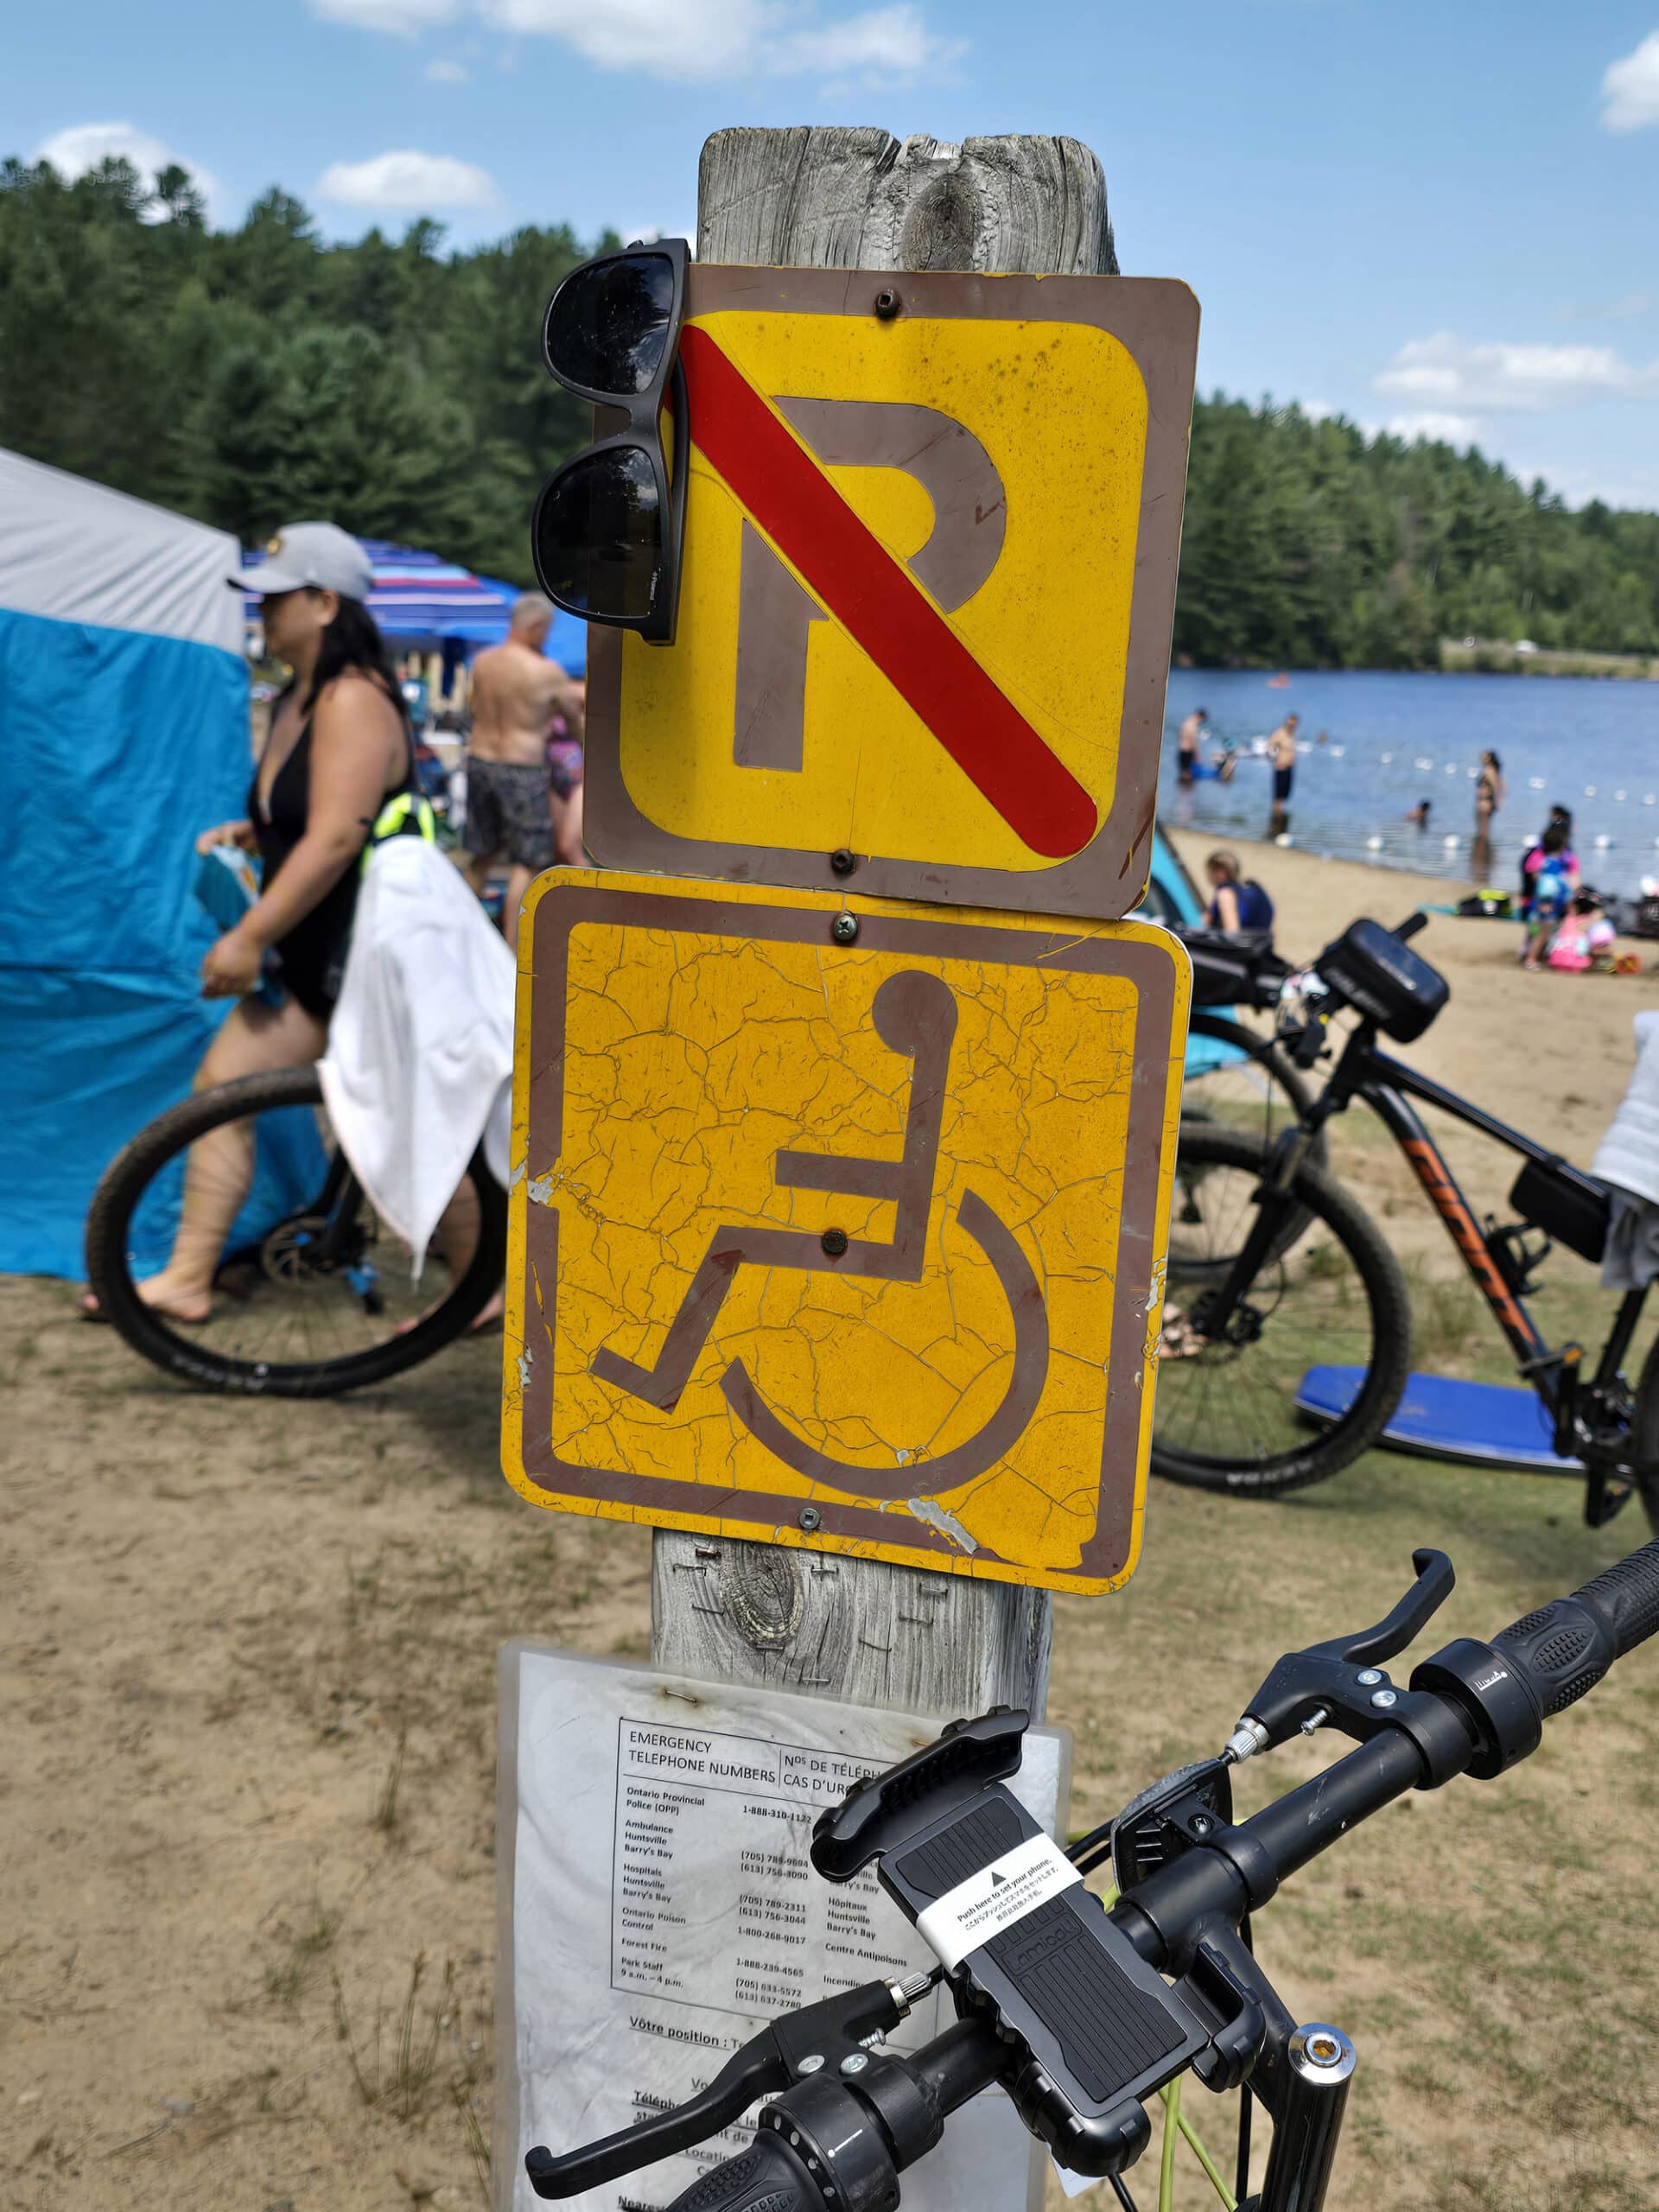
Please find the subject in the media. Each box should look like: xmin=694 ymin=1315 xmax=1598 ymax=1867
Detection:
xmin=3 ymin=834 xmax=1656 ymax=2212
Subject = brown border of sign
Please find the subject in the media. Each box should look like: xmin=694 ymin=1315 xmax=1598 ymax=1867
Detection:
xmin=583 ymin=266 xmax=1199 ymax=920
xmin=503 ymin=880 xmax=1179 ymax=1590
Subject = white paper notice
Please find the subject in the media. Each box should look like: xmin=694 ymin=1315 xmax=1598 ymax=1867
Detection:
xmin=497 ymin=1646 xmax=1069 ymax=2212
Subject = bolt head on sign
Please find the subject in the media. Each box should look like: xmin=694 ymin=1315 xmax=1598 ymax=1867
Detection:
xmin=583 ymin=266 xmax=1199 ymax=920
xmin=500 ymin=871 xmax=1191 ymax=1595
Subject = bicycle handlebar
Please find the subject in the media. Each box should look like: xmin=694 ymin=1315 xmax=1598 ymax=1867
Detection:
xmin=1494 ymin=1543 xmax=1659 ymax=1713
xmin=628 ymin=1541 xmax=1659 ymax=2212
xmin=668 ymin=2134 xmax=818 ymax=2212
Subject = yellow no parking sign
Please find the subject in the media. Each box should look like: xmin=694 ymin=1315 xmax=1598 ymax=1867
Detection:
xmin=583 ymin=267 xmax=1199 ymax=919
xmin=502 ymin=874 xmax=1190 ymax=1594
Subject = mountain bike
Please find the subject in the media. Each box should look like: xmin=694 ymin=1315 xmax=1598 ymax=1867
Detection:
xmin=522 ymin=1540 xmax=1659 ymax=2212
xmin=1153 ymin=915 xmax=1659 ymax=1531
xmin=84 ymin=1066 xmax=505 ymax=1395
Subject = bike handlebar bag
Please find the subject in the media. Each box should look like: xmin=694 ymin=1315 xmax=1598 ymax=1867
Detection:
xmin=1315 ymin=918 xmax=1450 ymax=1042
xmin=1509 ymin=1155 xmax=1612 ymax=1264
xmin=1173 ymin=927 xmax=1289 ymax=1009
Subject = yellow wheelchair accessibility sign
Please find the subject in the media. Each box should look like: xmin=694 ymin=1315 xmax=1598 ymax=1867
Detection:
xmin=501 ymin=872 xmax=1190 ymax=1594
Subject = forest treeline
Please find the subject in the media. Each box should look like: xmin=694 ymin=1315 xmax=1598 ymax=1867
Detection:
xmin=5 ymin=154 xmax=1659 ymax=667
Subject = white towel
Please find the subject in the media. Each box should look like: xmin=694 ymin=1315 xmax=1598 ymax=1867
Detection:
xmin=319 ymin=838 xmax=516 ymax=1268
xmin=1591 ymin=1008 xmax=1659 ymax=1207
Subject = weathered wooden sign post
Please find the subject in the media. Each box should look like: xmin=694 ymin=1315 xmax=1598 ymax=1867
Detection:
xmin=645 ymin=128 xmax=1160 ymax=1725
xmin=497 ymin=123 xmax=1198 ymax=2212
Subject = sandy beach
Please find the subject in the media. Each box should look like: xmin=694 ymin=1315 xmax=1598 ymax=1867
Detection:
xmin=2 ymin=836 xmax=1656 ymax=2212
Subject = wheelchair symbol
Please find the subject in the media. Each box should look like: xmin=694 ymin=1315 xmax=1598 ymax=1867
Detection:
xmin=590 ymin=970 xmax=1051 ymax=1499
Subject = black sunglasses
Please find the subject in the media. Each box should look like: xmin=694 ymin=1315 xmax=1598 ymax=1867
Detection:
xmin=531 ymin=238 xmax=690 ymax=646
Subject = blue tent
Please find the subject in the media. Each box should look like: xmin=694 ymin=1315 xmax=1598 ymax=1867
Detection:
xmin=0 ymin=450 xmax=251 ymax=1278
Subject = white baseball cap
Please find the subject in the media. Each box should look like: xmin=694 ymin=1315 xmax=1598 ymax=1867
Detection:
xmin=231 ymin=522 xmax=375 ymax=601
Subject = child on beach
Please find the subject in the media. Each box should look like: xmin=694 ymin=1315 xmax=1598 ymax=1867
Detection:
xmin=1520 ymin=822 xmax=1577 ymax=969
xmin=1547 ymin=890 xmax=1623 ymax=973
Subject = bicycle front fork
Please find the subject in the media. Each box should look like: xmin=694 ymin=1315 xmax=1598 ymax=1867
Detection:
xmin=1247 ymin=2021 xmax=1356 ymax=2212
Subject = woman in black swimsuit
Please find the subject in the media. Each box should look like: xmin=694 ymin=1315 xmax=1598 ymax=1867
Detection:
xmin=124 ymin=523 xmax=413 ymax=1324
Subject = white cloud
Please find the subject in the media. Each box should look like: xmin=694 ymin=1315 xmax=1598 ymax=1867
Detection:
xmin=316 ymin=0 xmax=959 ymax=82
xmin=1384 ymin=410 xmax=1481 ymax=444
xmin=425 ymin=54 xmax=471 ymax=78
xmin=777 ymin=2 xmax=944 ymax=72
xmin=309 ymin=0 xmax=461 ymax=31
xmin=1376 ymin=332 xmax=1659 ymax=413
xmin=33 ymin=121 xmax=221 ymax=218
xmin=316 ymin=149 xmax=499 ymax=208
xmin=1602 ymin=29 xmax=1659 ymax=130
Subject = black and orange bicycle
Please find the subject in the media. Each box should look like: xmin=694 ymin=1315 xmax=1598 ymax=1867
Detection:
xmin=1155 ymin=914 xmax=1659 ymax=1530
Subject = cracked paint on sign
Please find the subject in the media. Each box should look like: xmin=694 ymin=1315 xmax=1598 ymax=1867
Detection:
xmin=501 ymin=871 xmax=1190 ymax=1596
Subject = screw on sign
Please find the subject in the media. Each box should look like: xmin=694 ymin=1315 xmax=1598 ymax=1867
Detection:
xmin=581 ymin=263 xmax=1198 ymax=920
xmin=501 ymin=871 xmax=1191 ymax=1594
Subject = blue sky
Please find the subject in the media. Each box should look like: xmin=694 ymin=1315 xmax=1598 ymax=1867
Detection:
xmin=10 ymin=1 xmax=1659 ymax=507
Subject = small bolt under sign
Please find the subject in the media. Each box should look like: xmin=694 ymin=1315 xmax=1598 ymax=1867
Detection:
xmin=873 ymin=289 xmax=901 ymax=321
xmin=799 ymin=1505 xmax=823 ymax=1533
xmin=831 ymin=912 xmax=859 ymax=944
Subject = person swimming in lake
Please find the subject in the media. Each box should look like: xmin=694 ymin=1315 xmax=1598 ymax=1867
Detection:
xmin=1267 ymin=714 xmax=1299 ymax=834
xmin=1407 ymin=798 xmax=1432 ymax=830
xmin=1177 ymin=706 xmax=1208 ymax=786
xmin=1475 ymin=750 xmax=1505 ymax=830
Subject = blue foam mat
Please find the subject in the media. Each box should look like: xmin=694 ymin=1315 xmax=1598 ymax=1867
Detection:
xmin=1296 ymin=1366 xmax=1584 ymax=1474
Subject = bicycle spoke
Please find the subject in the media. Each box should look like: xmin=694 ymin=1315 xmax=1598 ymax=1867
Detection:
xmin=1157 ymin=1147 xmax=1386 ymax=1471
xmin=103 ymin=1086 xmax=496 ymax=1389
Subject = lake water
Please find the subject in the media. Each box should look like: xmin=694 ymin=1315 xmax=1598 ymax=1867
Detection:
xmin=1161 ymin=669 xmax=1659 ymax=893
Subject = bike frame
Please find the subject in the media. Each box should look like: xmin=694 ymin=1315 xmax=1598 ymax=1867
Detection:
xmin=1211 ymin=1015 xmax=1652 ymax=1508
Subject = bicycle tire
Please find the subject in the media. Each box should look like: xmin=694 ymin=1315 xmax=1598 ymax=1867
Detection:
xmin=1185 ymin=1012 xmax=1325 ymax=1157
xmin=1183 ymin=1012 xmax=1327 ymax=1258
xmin=1630 ymin=1334 xmax=1659 ymax=1541
xmin=1153 ymin=1123 xmax=1412 ymax=1497
xmin=84 ymin=1066 xmax=506 ymax=1398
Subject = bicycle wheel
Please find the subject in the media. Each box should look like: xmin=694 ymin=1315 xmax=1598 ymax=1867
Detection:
xmin=1630 ymin=1334 xmax=1659 ymax=1540
xmin=84 ymin=1066 xmax=506 ymax=1397
xmin=1153 ymin=1124 xmax=1411 ymax=1496
xmin=1183 ymin=1013 xmax=1319 ymax=1154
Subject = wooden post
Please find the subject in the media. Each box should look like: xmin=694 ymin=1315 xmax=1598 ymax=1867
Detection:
xmin=650 ymin=127 xmax=1119 ymax=1724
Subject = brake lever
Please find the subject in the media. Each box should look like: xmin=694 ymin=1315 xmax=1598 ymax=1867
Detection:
xmin=524 ymin=1975 xmax=928 ymax=2198
xmin=1223 ymin=1549 xmax=1455 ymax=1763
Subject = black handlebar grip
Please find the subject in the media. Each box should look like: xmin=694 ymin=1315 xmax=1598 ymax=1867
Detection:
xmin=1394 ymin=912 xmax=1429 ymax=941
xmin=1567 ymin=1540 xmax=1659 ymax=1662
xmin=663 ymin=2134 xmax=817 ymax=2212
xmin=1492 ymin=1541 xmax=1659 ymax=1719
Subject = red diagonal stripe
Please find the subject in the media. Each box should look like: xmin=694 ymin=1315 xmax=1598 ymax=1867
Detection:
xmin=678 ymin=324 xmax=1098 ymax=861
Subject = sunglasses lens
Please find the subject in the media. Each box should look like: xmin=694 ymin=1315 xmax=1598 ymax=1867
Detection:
xmin=534 ymin=448 xmax=662 ymax=621
xmin=545 ymin=251 xmax=676 ymax=396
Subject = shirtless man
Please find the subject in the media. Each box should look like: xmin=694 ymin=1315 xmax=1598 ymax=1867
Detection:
xmin=463 ymin=593 xmax=583 ymax=945
xmin=1267 ymin=712 xmax=1300 ymax=834
xmin=1177 ymin=706 xmax=1208 ymax=786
